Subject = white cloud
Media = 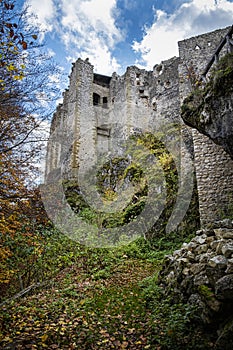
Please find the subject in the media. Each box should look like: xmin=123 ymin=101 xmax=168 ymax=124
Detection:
xmin=26 ymin=0 xmax=55 ymax=33
xmin=65 ymin=35 xmax=121 ymax=74
xmin=80 ymin=0 xmax=121 ymax=46
xmin=58 ymin=0 xmax=122 ymax=74
xmin=47 ymin=48 xmax=56 ymax=58
xmin=132 ymin=0 xmax=233 ymax=69
xmin=25 ymin=0 xmax=122 ymax=75
xmin=48 ymin=73 xmax=60 ymax=84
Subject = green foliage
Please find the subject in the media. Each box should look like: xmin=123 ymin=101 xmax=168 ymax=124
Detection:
xmin=0 ymin=229 xmax=156 ymax=348
xmin=198 ymin=284 xmax=215 ymax=300
xmin=211 ymin=52 xmax=233 ymax=94
xmin=141 ymin=277 xmax=214 ymax=349
xmin=63 ymin=128 xmax=200 ymax=247
xmin=64 ymin=129 xmax=193 ymax=236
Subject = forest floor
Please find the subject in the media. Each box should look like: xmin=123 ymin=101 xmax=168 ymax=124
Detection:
xmin=0 ymin=232 xmax=213 ymax=350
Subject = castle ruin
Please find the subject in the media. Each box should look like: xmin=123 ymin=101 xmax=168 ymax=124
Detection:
xmin=45 ymin=26 xmax=233 ymax=227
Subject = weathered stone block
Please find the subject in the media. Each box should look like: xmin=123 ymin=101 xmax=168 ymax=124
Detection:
xmin=193 ymin=273 xmax=209 ymax=286
xmin=198 ymin=252 xmax=214 ymax=263
xmin=192 ymin=234 xmax=207 ymax=245
xmin=223 ymin=231 xmax=233 ymax=239
xmin=222 ymin=243 xmax=233 ymax=258
xmin=190 ymin=263 xmax=205 ymax=275
xmin=226 ymin=259 xmax=233 ymax=274
xmin=208 ymin=255 xmax=228 ymax=269
xmin=215 ymin=274 xmax=233 ymax=300
xmin=210 ymin=239 xmax=226 ymax=253
xmin=195 ymin=244 xmax=208 ymax=255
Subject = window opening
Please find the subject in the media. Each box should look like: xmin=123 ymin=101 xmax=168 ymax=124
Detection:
xmin=93 ymin=93 xmax=100 ymax=106
xmin=103 ymin=97 xmax=108 ymax=107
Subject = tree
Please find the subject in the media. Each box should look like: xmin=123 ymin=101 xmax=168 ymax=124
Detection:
xmin=0 ymin=0 xmax=60 ymax=205
xmin=0 ymin=0 xmax=60 ymax=290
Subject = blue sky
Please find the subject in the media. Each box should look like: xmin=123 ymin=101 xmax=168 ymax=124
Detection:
xmin=21 ymin=0 xmax=233 ymax=82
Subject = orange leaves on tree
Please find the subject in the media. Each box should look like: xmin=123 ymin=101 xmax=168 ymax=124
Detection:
xmin=21 ymin=41 xmax=27 ymax=50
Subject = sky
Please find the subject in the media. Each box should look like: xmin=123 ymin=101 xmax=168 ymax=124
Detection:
xmin=16 ymin=0 xmax=233 ymax=180
xmin=21 ymin=0 xmax=233 ymax=81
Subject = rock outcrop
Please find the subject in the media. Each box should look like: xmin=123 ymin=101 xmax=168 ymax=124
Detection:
xmin=181 ymin=53 xmax=233 ymax=160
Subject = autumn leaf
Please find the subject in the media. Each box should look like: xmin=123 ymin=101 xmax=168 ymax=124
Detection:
xmin=22 ymin=41 xmax=27 ymax=50
xmin=41 ymin=334 xmax=48 ymax=342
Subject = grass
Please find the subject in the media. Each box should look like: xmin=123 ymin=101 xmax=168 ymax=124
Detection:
xmin=0 ymin=246 xmax=155 ymax=349
xmin=0 ymin=228 xmax=214 ymax=350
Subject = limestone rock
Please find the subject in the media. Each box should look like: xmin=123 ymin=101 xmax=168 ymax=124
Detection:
xmin=186 ymin=241 xmax=197 ymax=251
xmin=188 ymin=294 xmax=211 ymax=324
xmin=214 ymin=229 xmax=233 ymax=240
xmin=192 ymin=234 xmax=207 ymax=245
xmin=208 ymin=255 xmax=228 ymax=269
xmin=190 ymin=263 xmax=205 ymax=275
xmin=214 ymin=229 xmax=225 ymax=239
xmin=210 ymin=239 xmax=226 ymax=253
xmin=193 ymin=273 xmax=209 ymax=286
xmin=206 ymin=236 xmax=215 ymax=244
xmin=158 ymin=225 xmax=233 ymax=345
xmin=198 ymin=252 xmax=213 ymax=263
xmin=222 ymin=243 xmax=233 ymax=258
xmin=215 ymin=274 xmax=233 ymax=300
xmin=195 ymin=244 xmax=208 ymax=255
xmin=223 ymin=231 xmax=233 ymax=239
xmin=214 ymin=219 xmax=233 ymax=229
xmin=226 ymin=259 xmax=233 ymax=274
xmin=186 ymin=251 xmax=195 ymax=261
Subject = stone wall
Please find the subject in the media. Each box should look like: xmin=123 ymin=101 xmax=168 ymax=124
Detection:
xmin=158 ymin=219 xmax=233 ymax=348
xmin=178 ymin=27 xmax=233 ymax=226
xmin=192 ymin=132 xmax=233 ymax=225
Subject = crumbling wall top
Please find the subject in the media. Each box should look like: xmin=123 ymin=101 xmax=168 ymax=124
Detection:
xmin=93 ymin=73 xmax=111 ymax=87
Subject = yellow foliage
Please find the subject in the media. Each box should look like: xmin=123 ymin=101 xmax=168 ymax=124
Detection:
xmin=0 ymin=245 xmax=12 ymax=260
xmin=6 ymin=63 xmax=16 ymax=71
xmin=104 ymin=188 xmax=117 ymax=201
xmin=158 ymin=153 xmax=173 ymax=170
xmin=0 ymin=246 xmax=14 ymax=284
xmin=41 ymin=334 xmax=48 ymax=343
xmin=13 ymin=74 xmax=24 ymax=81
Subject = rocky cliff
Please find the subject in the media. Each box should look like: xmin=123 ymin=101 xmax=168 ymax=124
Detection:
xmin=181 ymin=53 xmax=233 ymax=160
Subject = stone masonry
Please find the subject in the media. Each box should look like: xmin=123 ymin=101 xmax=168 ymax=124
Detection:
xmin=46 ymin=26 xmax=233 ymax=227
xmin=178 ymin=27 xmax=233 ymax=225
